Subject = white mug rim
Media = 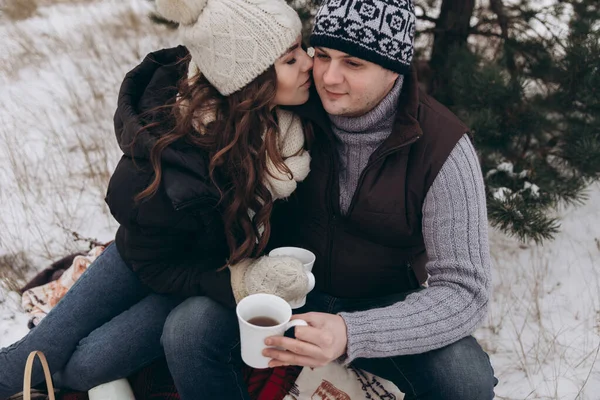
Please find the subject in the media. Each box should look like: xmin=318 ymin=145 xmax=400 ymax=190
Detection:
xmin=236 ymin=293 xmax=292 ymax=330
xmin=268 ymin=247 xmax=316 ymax=264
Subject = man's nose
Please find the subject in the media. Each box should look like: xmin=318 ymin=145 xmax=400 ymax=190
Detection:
xmin=322 ymin=63 xmax=343 ymax=86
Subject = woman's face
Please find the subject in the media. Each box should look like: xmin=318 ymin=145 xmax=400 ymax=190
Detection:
xmin=273 ymin=36 xmax=314 ymax=106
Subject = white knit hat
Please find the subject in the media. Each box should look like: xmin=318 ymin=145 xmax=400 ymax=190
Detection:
xmin=156 ymin=0 xmax=303 ymax=95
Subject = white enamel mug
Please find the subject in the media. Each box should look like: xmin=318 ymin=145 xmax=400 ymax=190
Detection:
xmin=269 ymin=247 xmax=316 ymax=272
xmin=236 ymin=293 xmax=308 ymax=369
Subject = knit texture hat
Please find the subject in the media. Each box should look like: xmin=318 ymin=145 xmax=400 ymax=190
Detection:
xmin=310 ymin=0 xmax=416 ymax=74
xmin=156 ymin=0 xmax=302 ymax=95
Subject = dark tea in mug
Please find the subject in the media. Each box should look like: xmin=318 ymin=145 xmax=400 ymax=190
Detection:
xmin=247 ymin=316 xmax=279 ymax=327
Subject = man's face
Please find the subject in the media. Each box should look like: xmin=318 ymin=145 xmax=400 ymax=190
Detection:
xmin=313 ymin=47 xmax=399 ymax=117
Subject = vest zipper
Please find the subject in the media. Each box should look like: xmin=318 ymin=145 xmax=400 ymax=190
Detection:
xmin=345 ymin=135 xmax=421 ymax=217
xmin=326 ymin=139 xmax=341 ymax=292
xmin=325 ymin=132 xmax=420 ymax=293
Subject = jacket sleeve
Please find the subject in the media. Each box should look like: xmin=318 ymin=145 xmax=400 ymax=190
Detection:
xmin=117 ymin=222 xmax=236 ymax=308
xmin=106 ymin=156 xmax=236 ymax=308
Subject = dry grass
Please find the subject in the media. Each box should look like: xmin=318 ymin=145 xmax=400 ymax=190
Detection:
xmin=0 ymin=252 xmax=32 ymax=293
xmin=0 ymin=0 xmax=178 ymax=349
xmin=1 ymin=0 xmax=38 ymax=21
xmin=0 ymin=0 xmax=175 ymax=289
xmin=1 ymin=0 xmax=100 ymax=22
xmin=477 ymin=223 xmax=600 ymax=399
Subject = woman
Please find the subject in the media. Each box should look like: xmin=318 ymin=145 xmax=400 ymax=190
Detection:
xmin=0 ymin=0 xmax=313 ymax=397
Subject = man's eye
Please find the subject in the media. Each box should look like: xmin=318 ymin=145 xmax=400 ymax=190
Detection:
xmin=316 ymin=54 xmax=329 ymax=59
xmin=286 ymin=58 xmax=297 ymax=65
xmin=346 ymin=61 xmax=361 ymax=67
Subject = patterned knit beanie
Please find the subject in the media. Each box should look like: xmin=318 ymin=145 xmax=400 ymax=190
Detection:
xmin=156 ymin=0 xmax=302 ymax=95
xmin=310 ymin=0 xmax=416 ymax=74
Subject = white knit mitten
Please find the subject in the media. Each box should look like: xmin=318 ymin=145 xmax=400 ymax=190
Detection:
xmin=229 ymin=256 xmax=309 ymax=304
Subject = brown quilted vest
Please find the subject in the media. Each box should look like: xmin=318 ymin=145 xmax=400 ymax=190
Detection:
xmin=271 ymin=66 xmax=468 ymax=298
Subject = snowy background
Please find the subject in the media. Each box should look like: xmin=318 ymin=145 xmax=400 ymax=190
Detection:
xmin=0 ymin=1 xmax=598 ymax=398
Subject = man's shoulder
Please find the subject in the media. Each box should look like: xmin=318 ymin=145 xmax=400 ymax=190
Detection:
xmin=405 ymin=89 xmax=469 ymax=184
xmin=416 ymin=88 xmax=469 ymax=133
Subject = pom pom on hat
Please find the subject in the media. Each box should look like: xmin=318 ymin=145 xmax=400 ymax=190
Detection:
xmin=156 ymin=0 xmax=208 ymax=25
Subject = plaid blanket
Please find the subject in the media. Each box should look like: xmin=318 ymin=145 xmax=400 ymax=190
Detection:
xmin=56 ymin=359 xmax=302 ymax=400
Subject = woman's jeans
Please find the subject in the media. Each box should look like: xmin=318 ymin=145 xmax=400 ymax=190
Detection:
xmin=162 ymin=291 xmax=498 ymax=400
xmin=0 ymin=243 xmax=183 ymax=399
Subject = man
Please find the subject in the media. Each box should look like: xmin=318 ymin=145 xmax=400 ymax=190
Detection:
xmin=162 ymin=0 xmax=497 ymax=398
xmin=261 ymin=0 xmax=497 ymax=398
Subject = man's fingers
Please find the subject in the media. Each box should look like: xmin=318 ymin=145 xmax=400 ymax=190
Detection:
xmin=265 ymin=336 xmax=322 ymax=359
xmin=268 ymin=360 xmax=290 ymax=368
xmin=294 ymin=325 xmax=335 ymax=349
xmin=291 ymin=312 xmax=324 ymax=327
xmin=264 ymin=347 xmax=322 ymax=368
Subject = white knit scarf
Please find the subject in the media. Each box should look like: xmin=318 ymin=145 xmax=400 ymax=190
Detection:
xmin=189 ymin=104 xmax=311 ymax=201
xmin=262 ymin=109 xmax=311 ymax=200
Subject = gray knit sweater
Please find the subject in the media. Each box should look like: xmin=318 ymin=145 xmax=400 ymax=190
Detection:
xmin=330 ymin=79 xmax=492 ymax=362
xmin=330 ymin=76 xmax=404 ymax=214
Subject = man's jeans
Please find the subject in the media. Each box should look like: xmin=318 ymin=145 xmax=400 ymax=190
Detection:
xmin=162 ymin=290 xmax=497 ymax=400
xmin=302 ymin=291 xmax=498 ymax=400
xmin=0 ymin=243 xmax=183 ymax=399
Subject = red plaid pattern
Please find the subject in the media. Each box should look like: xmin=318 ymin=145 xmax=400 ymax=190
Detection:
xmin=57 ymin=358 xmax=302 ymax=400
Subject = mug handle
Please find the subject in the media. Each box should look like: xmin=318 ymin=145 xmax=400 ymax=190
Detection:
xmin=305 ymin=272 xmax=315 ymax=293
xmin=284 ymin=319 xmax=308 ymax=332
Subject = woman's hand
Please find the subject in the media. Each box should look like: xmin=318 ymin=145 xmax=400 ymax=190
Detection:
xmin=263 ymin=312 xmax=348 ymax=368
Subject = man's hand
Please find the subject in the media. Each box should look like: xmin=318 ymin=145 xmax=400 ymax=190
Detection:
xmin=263 ymin=312 xmax=348 ymax=368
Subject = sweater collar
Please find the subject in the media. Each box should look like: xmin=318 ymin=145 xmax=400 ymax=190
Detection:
xmin=328 ymin=75 xmax=404 ymax=134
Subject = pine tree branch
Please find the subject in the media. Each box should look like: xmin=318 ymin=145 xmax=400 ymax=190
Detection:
xmin=490 ymin=0 xmax=510 ymax=39
xmin=415 ymin=4 xmax=439 ymax=23
xmin=505 ymin=3 xmax=567 ymax=50
xmin=488 ymin=196 xmax=561 ymax=243
xmin=520 ymin=130 xmax=534 ymax=160
xmin=469 ymin=29 xmax=505 ymax=39
xmin=490 ymin=0 xmax=517 ymax=77
xmin=471 ymin=15 xmax=500 ymax=31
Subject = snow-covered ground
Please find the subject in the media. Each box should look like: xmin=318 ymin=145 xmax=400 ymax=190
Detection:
xmin=480 ymin=185 xmax=600 ymax=399
xmin=1 ymin=1 xmax=598 ymax=398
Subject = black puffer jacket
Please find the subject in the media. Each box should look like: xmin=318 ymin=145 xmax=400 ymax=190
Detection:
xmin=106 ymin=46 xmax=234 ymax=306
